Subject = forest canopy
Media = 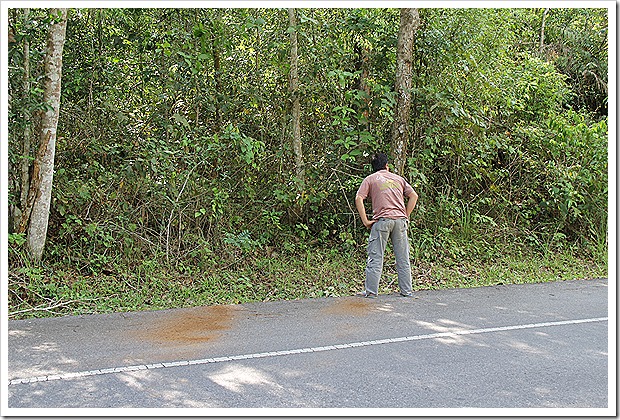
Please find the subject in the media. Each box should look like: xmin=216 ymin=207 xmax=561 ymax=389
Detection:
xmin=6 ymin=6 xmax=609 ymax=317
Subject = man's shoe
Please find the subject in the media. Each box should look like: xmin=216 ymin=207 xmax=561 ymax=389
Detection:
xmin=400 ymin=292 xmax=414 ymax=297
xmin=357 ymin=291 xmax=377 ymax=299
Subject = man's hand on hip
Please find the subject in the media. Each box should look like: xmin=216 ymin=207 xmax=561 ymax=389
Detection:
xmin=363 ymin=219 xmax=376 ymax=229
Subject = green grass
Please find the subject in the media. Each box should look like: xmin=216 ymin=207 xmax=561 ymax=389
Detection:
xmin=8 ymin=238 xmax=607 ymax=319
xmin=425 ymin=252 xmax=606 ymax=290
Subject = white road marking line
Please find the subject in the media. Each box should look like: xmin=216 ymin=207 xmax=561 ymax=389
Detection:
xmin=8 ymin=316 xmax=607 ymax=386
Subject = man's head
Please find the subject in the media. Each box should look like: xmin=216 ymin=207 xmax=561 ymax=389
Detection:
xmin=371 ymin=153 xmax=389 ymax=172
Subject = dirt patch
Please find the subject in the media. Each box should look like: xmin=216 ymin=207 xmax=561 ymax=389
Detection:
xmin=136 ymin=305 xmax=238 ymax=345
xmin=321 ymin=297 xmax=374 ymax=316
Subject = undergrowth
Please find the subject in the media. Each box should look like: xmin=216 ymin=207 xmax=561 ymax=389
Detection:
xmin=8 ymin=232 xmax=607 ymax=320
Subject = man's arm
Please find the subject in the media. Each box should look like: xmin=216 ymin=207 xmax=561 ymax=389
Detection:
xmin=355 ymin=195 xmax=375 ymax=229
xmin=405 ymin=190 xmax=418 ymax=218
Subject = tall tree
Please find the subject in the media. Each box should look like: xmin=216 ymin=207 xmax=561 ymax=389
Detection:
xmin=539 ymin=8 xmax=550 ymax=54
xmin=209 ymin=11 xmax=224 ymax=132
xmin=16 ymin=8 xmax=68 ymax=261
xmin=16 ymin=8 xmax=32 ymax=232
xmin=288 ymin=8 xmax=304 ymax=189
xmin=390 ymin=8 xmax=420 ymax=176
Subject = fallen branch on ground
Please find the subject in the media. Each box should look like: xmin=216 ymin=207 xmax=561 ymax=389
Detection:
xmin=8 ymin=297 xmax=106 ymax=319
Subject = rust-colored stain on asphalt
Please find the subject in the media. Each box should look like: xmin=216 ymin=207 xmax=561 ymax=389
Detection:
xmin=322 ymin=298 xmax=374 ymax=316
xmin=138 ymin=305 xmax=237 ymax=345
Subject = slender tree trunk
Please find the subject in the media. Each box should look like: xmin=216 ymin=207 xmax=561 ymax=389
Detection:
xmin=390 ymin=8 xmax=420 ymax=176
xmin=17 ymin=8 xmax=68 ymax=262
xmin=16 ymin=8 xmax=32 ymax=231
xmin=354 ymin=41 xmax=371 ymax=128
xmin=210 ymin=13 xmax=223 ymax=132
xmin=288 ymin=8 xmax=304 ymax=188
xmin=539 ymin=8 xmax=550 ymax=55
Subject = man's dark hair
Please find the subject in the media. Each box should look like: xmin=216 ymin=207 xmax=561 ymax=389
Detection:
xmin=371 ymin=153 xmax=388 ymax=172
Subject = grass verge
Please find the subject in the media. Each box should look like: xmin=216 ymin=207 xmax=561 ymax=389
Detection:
xmin=8 ymin=242 xmax=607 ymax=320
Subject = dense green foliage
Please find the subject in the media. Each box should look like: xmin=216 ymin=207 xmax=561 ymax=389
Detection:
xmin=7 ymin=8 xmax=608 ymax=318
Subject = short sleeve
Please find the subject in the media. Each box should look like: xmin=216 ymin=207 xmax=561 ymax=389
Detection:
xmin=402 ymin=179 xmax=414 ymax=197
xmin=356 ymin=177 xmax=370 ymax=199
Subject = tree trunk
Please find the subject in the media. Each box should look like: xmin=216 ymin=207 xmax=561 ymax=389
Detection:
xmin=288 ymin=8 xmax=304 ymax=188
xmin=390 ymin=8 xmax=420 ymax=176
xmin=15 ymin=8 xmax=32 ymax=231
xmin=354 ymin=41 xmax=371 ymax=128
xmin=539 ymin=8 xmax=550 ymax=55
xmin=17 ymin=8 xmax=67 ymax=262
xmin=210 ymin=13 xmax=223 ymax=132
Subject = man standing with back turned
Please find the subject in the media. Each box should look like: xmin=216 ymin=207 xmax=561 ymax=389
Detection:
xmin=355 ymin=153 xmax=418 ymax=298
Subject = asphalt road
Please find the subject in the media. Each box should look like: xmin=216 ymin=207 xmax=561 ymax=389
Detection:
xmin=4 ymin=278 xmax=612 ymax=415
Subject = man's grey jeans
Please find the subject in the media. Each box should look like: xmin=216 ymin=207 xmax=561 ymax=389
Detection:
xmin=365 ymin=217 xmax=412 ymax=296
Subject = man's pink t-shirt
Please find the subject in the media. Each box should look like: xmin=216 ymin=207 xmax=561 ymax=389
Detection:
xmin=356 ymin=170 xmax=414 ymax=220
